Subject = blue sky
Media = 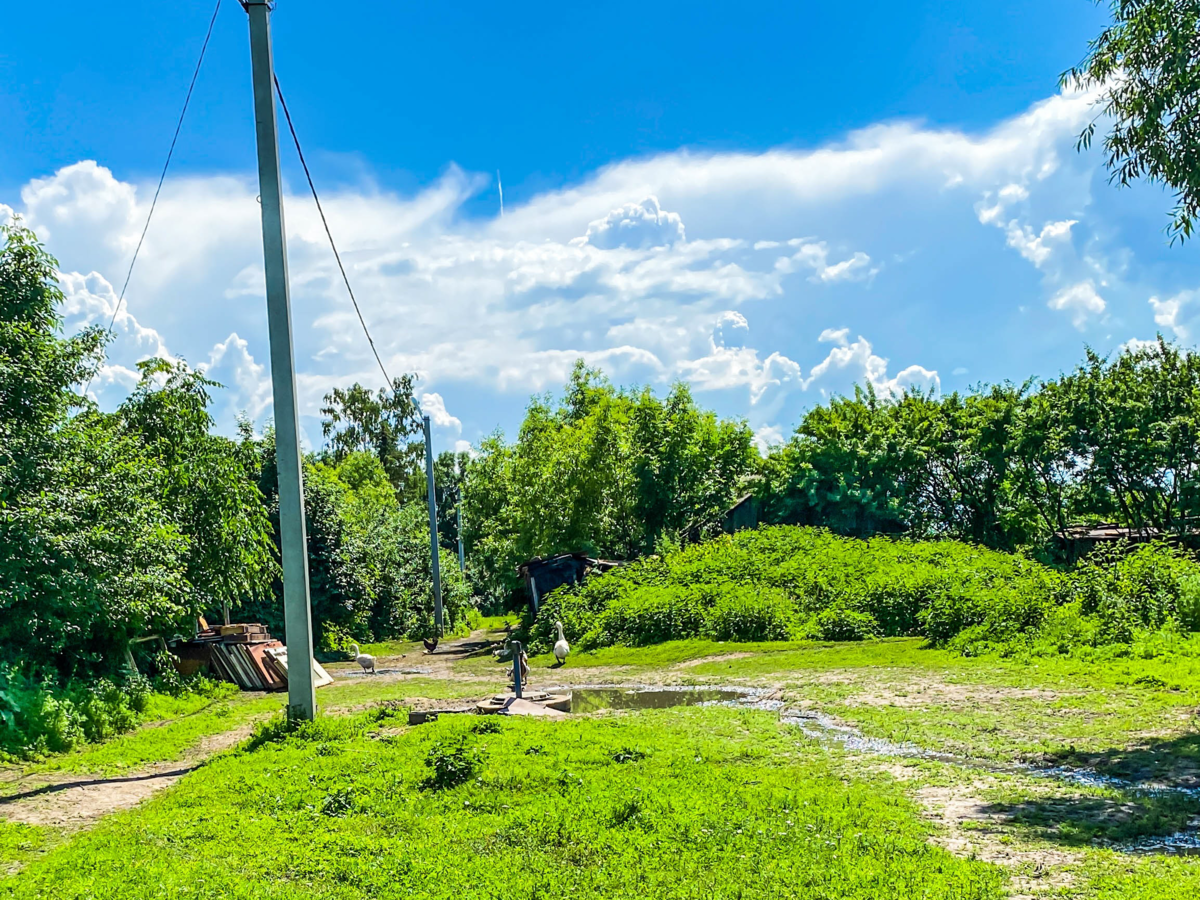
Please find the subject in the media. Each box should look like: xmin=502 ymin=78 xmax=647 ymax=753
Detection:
xmin=2 ymin=0 xmax=1196 ymax=453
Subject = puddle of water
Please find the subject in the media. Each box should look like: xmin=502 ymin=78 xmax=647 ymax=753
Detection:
xmin=552 ymin=684 xmax=1200 ymax=855
xmin=780 ymin=709 xmax=1200 ymax=856
xmin=569 ymin=687 xmax=747 ymax=715
xmin=1124 ymin=831 xmax=1200 ymax=855
xmin=339 ymin=667 xmax=430 ymax=679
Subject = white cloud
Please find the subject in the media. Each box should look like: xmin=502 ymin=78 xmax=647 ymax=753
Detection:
xmin=420 ymin=392 xmax=462 ymax=433
xmin=1004 ymin=219 xmax=1077 ymax=267
xmin=818 ymin=327 xmax=851 ymax=346
xmin=803 ymin=332 xmax=939 ymax=397
xmin=753 ymin=424 xmax=785 ymax=454
xmin=712 ymin=310 xmax=750 ymax=348
xmin=579 ymin=196 xmax=685 ymax=249
xmin=776 ymin=241 xmax=876 ymax=283
xmin=1049 ymin=281 xmax=1106 ymax=329
xmin=204 ymin=333 xmax=273 ymax=423
xmin=1150 ymin=294 xmax=1184 ymax=336
xmin=10 ymin=81 xmax=1186 ymax=448
xmin=1148 ymin=290 xmax=1200 ymax=341
xmin=677 ymin=343 xmax=803 ymax=404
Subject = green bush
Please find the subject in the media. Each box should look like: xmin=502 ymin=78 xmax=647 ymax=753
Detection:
xmin=0 ymin=664 xmax=209 ymax=761
xmin=423 ymin=739 xmax=480 ymax=790
xmin=520 ymin=526 xmax=1200 ymax=658
xmin=807 ymin=606 xmax=881 ymax=642
xmin=582 ymin=586 xmax=707 ymax=648
xmin=703 ymin=585 xmax=796 ymax=641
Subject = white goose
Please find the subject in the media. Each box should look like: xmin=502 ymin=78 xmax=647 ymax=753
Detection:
xmin=349 ymin=643 xmax=376 ymax=675
xmin=553 ymin=621 xmax=570 ymax=667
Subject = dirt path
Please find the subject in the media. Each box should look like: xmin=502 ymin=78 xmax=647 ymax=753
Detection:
xmin=0 ymin=724 xmax=256 ymax=830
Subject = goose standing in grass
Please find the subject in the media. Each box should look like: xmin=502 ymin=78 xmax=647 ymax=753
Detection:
xmin=349 ymin=643 xmax=375 ymax=675
xmin=553 ymin=621 xmax=570 ymax=667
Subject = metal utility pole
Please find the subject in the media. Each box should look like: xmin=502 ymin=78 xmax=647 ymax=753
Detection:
xmin=424 ymin=415 xmax=444 ymax=634
xmin=455 ymin=488 xmax=465 ymax=572
xmin=246 ymin=0 xmax=316 ymax=720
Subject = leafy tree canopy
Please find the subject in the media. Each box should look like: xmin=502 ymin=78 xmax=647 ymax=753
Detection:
xmin=1067 ymin=0 xmax=1200 ymax=241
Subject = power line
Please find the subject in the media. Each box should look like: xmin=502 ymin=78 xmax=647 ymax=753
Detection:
xmin=273 ymin=75 xmax=394 ymax=391
xmin=84 ymin=0 xmax=222 ymax=396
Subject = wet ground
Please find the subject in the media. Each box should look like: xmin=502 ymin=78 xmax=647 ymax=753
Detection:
xmin=561 ymin=682 xmax=1200 ymax=857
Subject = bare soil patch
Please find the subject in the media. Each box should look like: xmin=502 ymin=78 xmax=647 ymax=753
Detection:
xmin=675 ymin=652 xmax=754 ymax=669
xmin=847 ymin=679 xmax=1067 ymax=709
xmin=0 ymin=724 xmax=255 ymax=830
xmin=915 ymin=781 xmax=1082 ymax=900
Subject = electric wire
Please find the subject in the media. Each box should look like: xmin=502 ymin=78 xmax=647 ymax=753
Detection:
xmin=272 ymin=75 xmax=394 ymax=392
xmin=83 ymin=0 xmax=222 ymax=396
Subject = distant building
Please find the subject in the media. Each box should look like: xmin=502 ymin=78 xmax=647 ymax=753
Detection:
xmin=722 ymin=493 xmax=761 ymax=533
xmin=1053 ymin=522 xmax=1200 ymax=563
xmin=518 ymin=553 xmax=622 ymax=616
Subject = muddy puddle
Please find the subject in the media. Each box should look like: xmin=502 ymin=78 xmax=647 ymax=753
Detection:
xmin=338 ymin=667 xmax=431 ymax=678
xmin=569 ymin=684 xmax=1200 ymax=855
xmin=569 ymin=687 xmax=745 ymax=714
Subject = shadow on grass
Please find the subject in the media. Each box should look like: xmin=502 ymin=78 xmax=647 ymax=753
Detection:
xmin=983 ymin=790 xmax=1199 ymax=847
xmin=1039 ymin=731 xmax=1200 ymax=785
xmin=0 ymin=768 xmax=197 ymax=804
xmin=984 ymin=732 xmax=1200 ymax=848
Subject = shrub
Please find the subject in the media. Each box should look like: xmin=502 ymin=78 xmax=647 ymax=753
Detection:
xmin=582 ymin=586 xmax=707 ymax=649
xmin=0 ymin=663 xmax=210 ymax=761
xmin=702 ymin=586 xmax=796 ymax=642
xmin=517 ymin=526 xmax=1200 ymax=659
xmin=807 ymin=606 xmax=881 ymax=642
xmin=424 ymin=739 xmax=480 ymax=790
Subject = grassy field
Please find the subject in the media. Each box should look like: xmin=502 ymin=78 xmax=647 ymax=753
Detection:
xmin=6 ymin=628 xmax=1200 ymax=897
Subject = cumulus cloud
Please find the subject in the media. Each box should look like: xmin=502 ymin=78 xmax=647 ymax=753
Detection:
xmin=1005 ymin=219 xmax=1077 ymax=268
xmin=420 ymin=392 xmax=463 ymax=433
xmin=753 ymin=424 xmax=785 ymax=455
xmin=803 ymin=331 xmax=939 ymax=397
xmin=1049 ymin=281 xmax=1106 ymax=330
xmin=7 ymin=82 xmax=1186 ymax=448
xmin=204 ymin=333 xmax=273 ymax=423
xmin=579 ymin=196 xmax=685 ymax=249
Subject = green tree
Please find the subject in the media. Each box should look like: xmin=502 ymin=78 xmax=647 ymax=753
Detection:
xmin=0 ymin=223 xmax=191 ymax=674
xmin=320 ymin=376 xmax=423 ymax=491
xmin=118 ymin=359 xmax=275 ymax=615
xmin=460 ymin=362 xmax=756 ymax=608
xmin=761 ymin=387 xmax=916 ymax=537
xmin=1067 ymin=0 xmax=1200 ymax=241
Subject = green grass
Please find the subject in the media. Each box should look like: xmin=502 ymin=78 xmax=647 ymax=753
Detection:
xmin=319 ymin=676 xmax=487 ymax=710
xmin=0 ymin=822 xmax=47 ymax=872
xmin=11 ymin=636 xmax=1200 ymax=896
xmin=346 ymin=637 xmax=423 ymax=659
xmin=466 ymin=635 xmax=1200 ymax=765
xmin=1 ymin=706 xmax=1005 ymax=900
xmin=17 ymin=694 xmax=283 ymax=777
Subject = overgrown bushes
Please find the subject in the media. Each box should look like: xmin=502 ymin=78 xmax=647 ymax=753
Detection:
xmin=527 ymin=526 xmax=1200 ymax=657
xmin=0 ymin=662 xmax=225 ymax=760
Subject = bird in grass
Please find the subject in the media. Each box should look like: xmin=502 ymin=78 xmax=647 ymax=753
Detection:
xmin=422 ymin=635 xmax=439 ymax=654
xmin=553 ymin=621 xmax=570 ymax=667
xmin=349 ymin=643 xmax=375 ymax=675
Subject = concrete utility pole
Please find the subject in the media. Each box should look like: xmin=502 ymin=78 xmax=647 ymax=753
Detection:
xmin=424 ymin=415 xmax=444 ymax=634
xmin=455 ymin=488 xmax=465 ymax=573
xmin=246 ymin=0 xmax=316 ymax=720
